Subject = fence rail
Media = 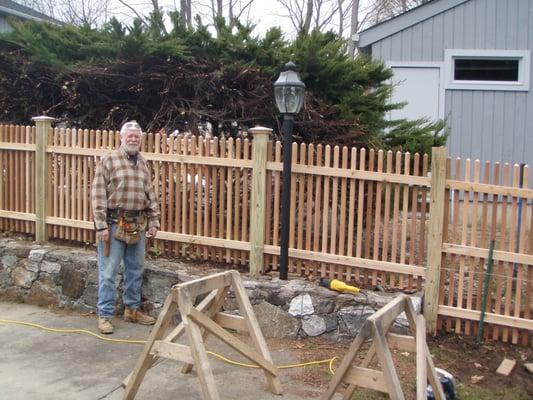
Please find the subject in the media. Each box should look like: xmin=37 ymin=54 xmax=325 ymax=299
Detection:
xmin=0 ymin=120 xmax=531 ymax=345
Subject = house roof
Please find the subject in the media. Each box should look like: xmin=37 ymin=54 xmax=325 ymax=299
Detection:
xmin=358 ymin=0 xmax=469 ymax=48
xmin=0 ymin=0 xmax=61 ymax=24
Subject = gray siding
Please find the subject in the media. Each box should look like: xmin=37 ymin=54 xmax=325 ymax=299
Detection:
xmin=0 ymin=15 xmax=13 ymax=33
xmin=370 ymin=0 xmax=533 ymax=178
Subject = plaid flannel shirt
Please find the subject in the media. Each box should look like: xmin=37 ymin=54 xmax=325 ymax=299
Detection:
xmin=91 ymin=146 xmax=160 ymax=230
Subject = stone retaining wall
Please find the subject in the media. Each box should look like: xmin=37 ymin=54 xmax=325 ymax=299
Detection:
xmin=0 ymin=239 xmax=422 ymax=340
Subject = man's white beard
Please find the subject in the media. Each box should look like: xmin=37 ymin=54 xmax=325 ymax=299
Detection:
xmin=124 ymin=143 xmax=139 ymax=155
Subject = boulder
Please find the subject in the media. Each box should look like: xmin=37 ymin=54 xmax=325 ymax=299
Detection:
xmin=27 ymin=281 xmax=59 ymax=307
xmin=302 ymin=315 xmax=327 ymax=337
xmin=253 ymin=302 xmax=300 ymax=339
xmin=288 ymin=294 xmax=314 ymax=316
xmin=12 ymin=266 xmax=37 ymax=289
xmin=60 ymin=265 xmax=86 ymax=299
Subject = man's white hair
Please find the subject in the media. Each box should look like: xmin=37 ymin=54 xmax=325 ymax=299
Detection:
xmin=120 ymin=120 xmax=143 ymax=136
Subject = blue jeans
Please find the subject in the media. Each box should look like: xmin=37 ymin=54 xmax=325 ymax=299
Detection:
xmin=97 ymin=223 xmax=146 ymax=318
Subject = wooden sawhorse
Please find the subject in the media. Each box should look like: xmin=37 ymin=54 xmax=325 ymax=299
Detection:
xmin=123 ymin=270 xmax=282 ymax=400
xmin=321 ymin=295 xmax=445 ymax=400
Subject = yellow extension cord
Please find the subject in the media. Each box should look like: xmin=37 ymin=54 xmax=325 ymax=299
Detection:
xmin=0 ymin=318 xmax=337 ymax=375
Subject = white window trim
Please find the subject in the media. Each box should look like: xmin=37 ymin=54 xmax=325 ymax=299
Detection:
xmin=444 ymin=49 xmax=530 ymax=91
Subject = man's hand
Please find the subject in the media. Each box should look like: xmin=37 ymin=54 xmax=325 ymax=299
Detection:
xmin=96 ymin=229 xmax=109 ymax=242
xmin=147 ymin=226 xmax=158 ymax=238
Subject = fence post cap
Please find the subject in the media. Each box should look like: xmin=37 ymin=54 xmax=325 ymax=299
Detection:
xmin=249 ymin=126 xmax=273 ymax=135
xmin=32 ymin=116 xmax=55 ymax=122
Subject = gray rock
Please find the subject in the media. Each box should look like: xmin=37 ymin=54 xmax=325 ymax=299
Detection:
xmin=249 ymin=288 xmax=269 ymax=304
xmin=268 ymin=286 xmax=297 ymax=307
xmin=142 ymin=268 xmax=180 ymax=305
xmin=25 ymin=261 xmax=40 ymax=273
xmin=41 ymin=261 xmax=61 ymax=274
xmin=288 ymin=294 xmax=314 ymax=316
xmin=1 ymin=254 xmax=19 ymax=269
xmin=60 ymin=265 xmax=86 ymax=299
xmin=223 ymin=296 xmax=239 ymax=312
xmin=9 ymin=244 xmax=31 ymax=259
xmin=29 ymin=249 xmax=48 ymax=263
xmin=11 ymin=266 xmax=37 ymax=289
xmin=314 ymin=298 xmax=335 ymax=314
xmin=82 ymin=283 xmax=99 ymax=307
xmin=323 ymin=314 xmax=338 ymax=332
xmin=337 ymin=306 xmax=374 ymax=337
xmin=242 ymin=280 xmax=259 ymax=289
xmin=394 ymin=296 xmax=422 ymax=331
xmin=27 ymin=281 xmax=59 ymax=307
xmin=0 ymin=270 xmax=12 ymax=289
xmin=302 ymin=315 xmax=327 ymax=337
xmin=253 ymin=302 xmax=300 ymax=339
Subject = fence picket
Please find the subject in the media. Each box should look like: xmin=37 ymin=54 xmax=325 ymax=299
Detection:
xmin=355 ymin=148 xmax=366 ymax=283
xmin=494 ymin=163 xmax=510 ymax=340
xmin=372 ymin=150 xmax=383 ymax=286
xmin=296 ymin=143 xmax=306 ymax=275
xmin=456 ymin=159 xmax=471 ymax=334
xmin=364 ymin=149 xmax=375 ymax=285
xmin=241 ymin=138 xmax=250 ymax=265
xmin=464 ymin=160 xmax=481 ymax=336
xmin=390 ymin=152 xmax=401 ymax=286
xmin=321 ymin=145 xmax=331 ymax=277
xmin=383 ymin=151 xmax=393 ymax=285
xmin=313 ymin=144 xmax=323 ymax=276
xmin=338 ymin=146 xmax=348 ymax=279
xmin=514 ymin=167 xmax=528 ymax=344
xmin=305 ymin=144 xmax=315 ymax=277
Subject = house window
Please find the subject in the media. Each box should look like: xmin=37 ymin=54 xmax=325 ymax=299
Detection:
xmin=445 ymin=50 xmax=530 ymax=91
xmin=454 ymin=59 xmax=519 ymax=81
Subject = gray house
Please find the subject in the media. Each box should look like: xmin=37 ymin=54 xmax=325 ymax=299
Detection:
xmin=0 ymin=0 xmax=59 ymax=33
xmin=359 ymin=0 xmax=533 ymax=171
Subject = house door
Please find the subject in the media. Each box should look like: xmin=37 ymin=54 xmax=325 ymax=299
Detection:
xmin=388 ymin=66 xmax=442 ymax=122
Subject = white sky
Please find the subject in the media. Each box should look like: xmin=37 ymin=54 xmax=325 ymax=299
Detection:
xmin=105 ymin=0 xmax=374 ymax=39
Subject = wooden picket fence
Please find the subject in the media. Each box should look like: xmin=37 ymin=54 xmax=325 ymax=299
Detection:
xmin=438 ymin=158 xmax=533 ymax=345
xmin=0 ymin=120 xmax=531 ymax=345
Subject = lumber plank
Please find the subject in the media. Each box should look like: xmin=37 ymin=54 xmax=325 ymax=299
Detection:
xmin=229 ymin=270 xmax=283 ymax=394
xmin=123 ymin=293 xmax=179 ymax=399
xmin=178 ymin=288 xmax=220 ymax=400
xmin=416 ymin=315 xmax=427 ymax=400
xmin=187 ymin=307 xmax=278 ymax=377
xmin=150 ymin=341 xmax=193 ymax=364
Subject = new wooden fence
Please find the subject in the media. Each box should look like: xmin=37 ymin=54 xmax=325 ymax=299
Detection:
xmin=0 ymin=120 xmax=531 ymax=344
xmin=438 ymin=158 xmax=533 ymax=345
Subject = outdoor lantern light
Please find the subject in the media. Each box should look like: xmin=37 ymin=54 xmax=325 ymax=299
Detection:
xmin=274 ymin=61 xmax=306 ymax=114
xmin=274 ymin=61 xmax=305 ymax=280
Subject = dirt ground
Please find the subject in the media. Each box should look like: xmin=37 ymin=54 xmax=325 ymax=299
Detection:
xmin=271 ymin=333 xmax=532 ymax=400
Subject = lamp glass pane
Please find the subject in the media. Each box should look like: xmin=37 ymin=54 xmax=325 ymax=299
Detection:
xmin=274 ymin=86 xmax=286 ymax=113
xmin=284 ymin=86 xmax=298 ymax=114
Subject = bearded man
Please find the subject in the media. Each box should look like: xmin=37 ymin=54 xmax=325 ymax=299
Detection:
xmin=91 ymin=121 xmax=160 ymax=334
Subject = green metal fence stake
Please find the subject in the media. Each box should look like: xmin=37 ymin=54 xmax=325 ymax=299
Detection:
xmin=477 ymin=239 xmax=495 ymax=345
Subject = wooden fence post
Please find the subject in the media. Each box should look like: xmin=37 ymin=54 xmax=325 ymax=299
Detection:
xmin=249 ymin=127 xmax=271 ymax=276
xmin=32 ymin=116 xmax=54 ymax=244
xmin=424 ymin=146 xmax=447 ymax=334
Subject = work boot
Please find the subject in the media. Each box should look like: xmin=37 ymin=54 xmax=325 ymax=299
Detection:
xmin=124 ymin=307 xmax=156 ymax=325
xmin=98 ymin=317 xmax=114 ymax=334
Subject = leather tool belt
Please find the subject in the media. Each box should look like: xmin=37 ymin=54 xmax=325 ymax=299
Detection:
xmin=109 ymin=209 xmax=147 ymax=245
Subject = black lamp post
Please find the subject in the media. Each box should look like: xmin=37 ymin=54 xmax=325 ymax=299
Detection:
xmin=274 ymin=61 xmax=306 ymax=280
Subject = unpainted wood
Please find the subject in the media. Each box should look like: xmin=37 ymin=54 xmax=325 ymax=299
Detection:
xmin=424 ymin=147 xmax=447 ymax=334
xmin=249 ymin=128 xmax=270 ymax=275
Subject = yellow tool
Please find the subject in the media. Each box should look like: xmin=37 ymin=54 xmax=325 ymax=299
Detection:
xmin=320 ymin=278 xmax=360 ymax=294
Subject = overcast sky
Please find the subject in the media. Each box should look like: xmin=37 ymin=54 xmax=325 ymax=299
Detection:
xmin=103 ymin=0 xmax=374 ymax=39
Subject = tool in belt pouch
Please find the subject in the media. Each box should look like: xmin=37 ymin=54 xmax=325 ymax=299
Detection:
xmin=114 ymin=211 xmax=147 ymax=245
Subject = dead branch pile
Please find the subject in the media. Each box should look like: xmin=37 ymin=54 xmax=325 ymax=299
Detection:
xmin=0 ymin=46 xmax=363 ymax=145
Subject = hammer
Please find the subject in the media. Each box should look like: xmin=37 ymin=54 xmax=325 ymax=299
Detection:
xmin=103 ymin=238 xmax=110 ymax=257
